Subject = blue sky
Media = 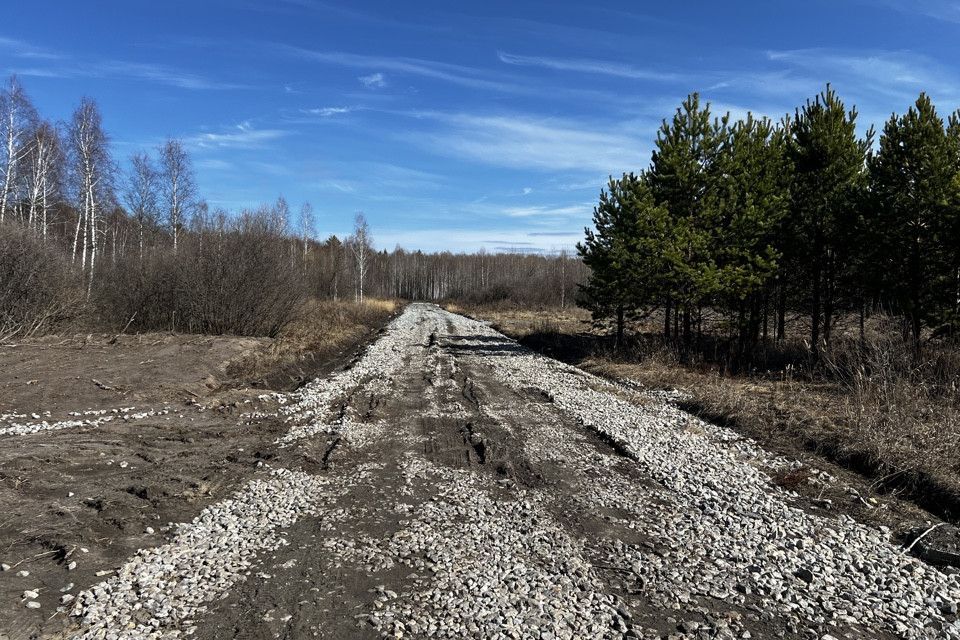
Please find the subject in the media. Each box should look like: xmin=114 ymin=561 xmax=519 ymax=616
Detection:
xmin=2 ymin=1 xmax=958 ymax=253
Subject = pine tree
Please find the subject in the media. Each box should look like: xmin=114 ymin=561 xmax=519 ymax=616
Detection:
xmin=948 ymin=111 xmax=960 ymax=332
xmin=787 ymin=85 xmax=872 ymax=359
xmin=577 ymin=173 xmax=669 ymax=347
xmin=714 ymin=114 xmax=792 ymax=362
xmin=648 ymin=94 xmax=729 ymax=356
xmin=870 ymin=93 xmax=960 ymax=345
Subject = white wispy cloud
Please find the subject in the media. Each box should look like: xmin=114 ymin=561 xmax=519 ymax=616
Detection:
xmin=282 ymin=46 xmax=521 ymax=93
xmin=195 ymin=158 xmax=235 ymax=171
xmin=301 ymin=106 xmax=354 ymax=116
xmin=0 ymin=37 xmax=241 ymax=90
xmin=314 ymin=180 xmax=357 ymax=193
xmin=400 ymin=111 xmax=649 ymax=173
xmin=764 ymin=48 xmax=960 ymax=110
xmin=0 ymin=37 xmax=62 ymax=60
xmin=358 ymin=72 xmax=386 ymax=88
xmin=307 ymin=162 xmax=445 ymax=197
xmin=91 ymin=60 xmax=244 ymax=90
xmin=873 ymin=0 xmax=960 ymax=23
xmin=497 ymin=51 xmax=680 ymax=82
xmin=502 ymin=203 xmax=592 ymax=218
xmin=374 ymin=227 xmax=579 ymax=253
xmin=186 ymin=121 xmax=289 ymax=149
xmin=554 ymin=176 xmax=607 ymax=192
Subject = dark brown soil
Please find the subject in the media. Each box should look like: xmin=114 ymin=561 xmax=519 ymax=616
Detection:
xmin=0 ymin=328 xmax=387 ymax=640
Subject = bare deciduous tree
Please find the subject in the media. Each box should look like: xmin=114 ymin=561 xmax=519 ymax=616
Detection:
xmin=557 ymin=249 xmax=569 ymax=309
xmin=299 ymin=202 xmax=314 ymax=272
xmin=349 ymin=213 xmax=372 ymax=303
xmin=123 ymin=152 xmax=159 ymax=261
xmin=159 ymin=138 xmax=196 ymax=253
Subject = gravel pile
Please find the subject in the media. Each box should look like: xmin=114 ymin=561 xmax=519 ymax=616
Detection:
xmin=70 ymin=467 xmax=338 ymax=639
xmin=435 ymin=307 xmax=960 ymax=639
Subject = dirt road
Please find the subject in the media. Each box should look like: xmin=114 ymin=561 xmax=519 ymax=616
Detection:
xmin=4 ymin=303 xmax=960 ymax=639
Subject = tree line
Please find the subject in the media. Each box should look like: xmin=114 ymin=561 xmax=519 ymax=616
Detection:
xmin=0 ymin=76 xmax=581 ymax=339
xmin=578 ymin=86 xmax=960 ymax=365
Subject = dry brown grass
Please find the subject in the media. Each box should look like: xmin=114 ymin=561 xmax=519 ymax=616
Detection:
xmin=224 ymin=298 xmax=399 ymax=383
xmin=448 ymin=303 xmax=590 ymax=337
xmin=588 ymin=348 xmax=960 ymax=506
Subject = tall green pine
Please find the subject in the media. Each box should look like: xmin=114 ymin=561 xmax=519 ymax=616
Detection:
xmin=787 ymin=85 xmax=872 ymax=359
xmin=870 ymin=93 xmax=960 ymax=344
xmin=714 ymin=114 xmax=792 ymax=362
xmin=577 ymin=173 xmax=669 ymax=347
xmin=648 ymin=93 xmax=728 ymax=356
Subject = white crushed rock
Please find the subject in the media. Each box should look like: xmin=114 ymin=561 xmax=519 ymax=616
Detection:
xmin=70 ymin=467 xmax=339 ymax=639
xmin=0 ymin=406 xmax=171 ymax=437
xmin=432 ymin=306 xmax=960 ymax=639
xmin=354 ymin=456 xmax=627 ymax=639
xmin=59 ymin=304 xmax=960 ymax=639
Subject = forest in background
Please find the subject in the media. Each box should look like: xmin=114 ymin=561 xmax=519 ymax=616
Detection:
xmin=0 ymin=76 xmax=583 ymax=340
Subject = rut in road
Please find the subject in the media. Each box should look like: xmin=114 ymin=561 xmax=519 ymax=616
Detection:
xmin=67 ymin=303 xmax=960 ymax=640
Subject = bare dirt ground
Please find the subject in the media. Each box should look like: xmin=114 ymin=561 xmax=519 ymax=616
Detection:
xmin=0 ymin=319 xmax=390 ymax=640
xmin=2 ymin=304 xmax=960 ymax=639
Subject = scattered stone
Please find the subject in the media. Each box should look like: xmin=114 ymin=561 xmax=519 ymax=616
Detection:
xmin=794 ymin=568 xmax=814 ymax=584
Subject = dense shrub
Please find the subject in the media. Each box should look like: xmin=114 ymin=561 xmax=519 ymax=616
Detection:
xmin=0 ymin=223 xmax=79 ymax=340
xmin=96 ymin=210 xmax=303 ymax=337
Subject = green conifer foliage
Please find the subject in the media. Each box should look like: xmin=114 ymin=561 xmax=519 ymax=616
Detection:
xmin=787 ymin=85 xmax=872 ymax=358
xmin=871 ymin=93 xmax=960 ymax=343
xmin=576 ymin=173 xmax=669 ymax=347
xmin=648 ymin=93 xmax=729 ymax=356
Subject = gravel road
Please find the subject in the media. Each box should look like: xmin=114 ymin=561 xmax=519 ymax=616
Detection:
xmin=63 ymin=303 xmax=960 ymax=639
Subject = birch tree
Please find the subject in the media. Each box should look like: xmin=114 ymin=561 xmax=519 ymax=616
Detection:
xmin=123 ymin=152 xmax=159 ymax=261
xmin=159 ymin=138 xmax=196 ymax=253
xmin=299 ymin=202 xmax=314 ymax=273
xmin=0 ymin=76 xmax=38 ymax=224
xmin=349 ymin=212 xmax=372 ymax=303
xmin=25 ymin=120 xmax=61 ymax=241
xmin=68 ymin=98 xmax=113 ymax=292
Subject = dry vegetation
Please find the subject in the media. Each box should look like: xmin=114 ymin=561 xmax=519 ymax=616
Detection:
xmin=222 ymin=297 xmax=399 ymax=386
xmin=459 ymin=303 xmax=960 ymax=521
